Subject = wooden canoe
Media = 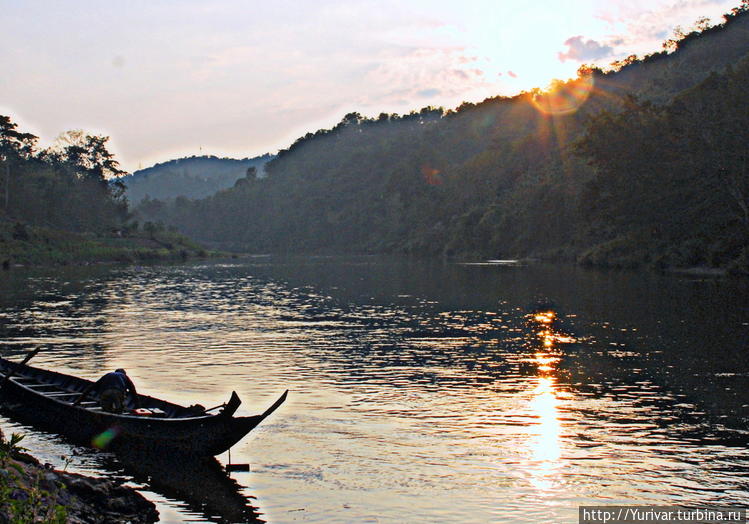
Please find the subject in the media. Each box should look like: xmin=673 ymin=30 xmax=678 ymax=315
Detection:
xmin=0 ymin=356 xmax=287 ymax=457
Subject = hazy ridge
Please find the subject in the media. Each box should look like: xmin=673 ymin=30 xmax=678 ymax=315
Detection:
xmin=120 ymin=154 xmax=273 ymax=204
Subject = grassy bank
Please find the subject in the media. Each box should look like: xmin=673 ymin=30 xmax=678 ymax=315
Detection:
xmin=574 ymin=232 xmax=749 ymax=276
xmin=0 ymin=220 xmax=220 ymax=267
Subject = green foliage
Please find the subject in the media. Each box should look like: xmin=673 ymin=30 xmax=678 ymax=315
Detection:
xmin=0 ymin=116 xmax=219 ymax=266
xmin=601 ymin=3 xmax=749 ymax=103
xmin=133 ymin=7 xmax=749 ymax=271
xmin=0 ymin=471 xmax=69 ymax=524
xmin=578 ymin=55 xmax=749 ymax=268
xmin=0 ymin=118 xmax=129 ymax=235
xmin=0 ymin=219 xmax=211 ymax=266
xmin=0 ymin=433 xmax=27 ymax=466
xmin=0 ymin=432 xmax=68 ymax=523
xmin=578 ymin=235 xmax=657 ymax=269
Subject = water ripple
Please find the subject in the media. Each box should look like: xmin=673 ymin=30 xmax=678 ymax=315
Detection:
xmin=1 ymin=258 xmax=748 ymax=523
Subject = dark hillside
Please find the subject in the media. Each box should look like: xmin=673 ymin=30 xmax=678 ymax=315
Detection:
xmin=137 ymin=5 xmax=749 ymax=271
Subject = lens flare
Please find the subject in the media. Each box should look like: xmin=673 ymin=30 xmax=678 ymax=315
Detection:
xmin=421 ymin=165 xmax=442 ymax=186
xmin=92 ymin=427 xmax=120 ymax=449
xmin=530 ymin=73 xmax=594 ymax=116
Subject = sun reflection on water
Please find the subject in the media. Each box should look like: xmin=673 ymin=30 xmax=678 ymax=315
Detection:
xmin=524 ymin=309 xmax=576 ymax=493
xmin=534 ymin=353 xmax=557 ymax=372
xmin=530 ymin=376 xmax=561 ymax=462
xmin=534 ymin=311 xmax=555 ymax=324
xmin=528 ymin=375 xmax=562 ymax=493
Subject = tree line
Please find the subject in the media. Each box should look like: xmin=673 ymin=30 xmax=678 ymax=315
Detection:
xmin=0 ymin=119 xmax=127 ymax=234
xmin=577 ymin=58 xmax=749 ymax=269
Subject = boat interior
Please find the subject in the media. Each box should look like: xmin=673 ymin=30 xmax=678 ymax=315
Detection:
xmin=0 ymin=359 xmax=209 ymax=419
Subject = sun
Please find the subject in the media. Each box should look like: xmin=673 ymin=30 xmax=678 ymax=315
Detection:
xmin=529 ymin=72 xmax=595 ymax=116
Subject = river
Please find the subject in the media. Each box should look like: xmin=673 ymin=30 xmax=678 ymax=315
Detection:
xmin=1 ymin=256 xmax=748 ymax=523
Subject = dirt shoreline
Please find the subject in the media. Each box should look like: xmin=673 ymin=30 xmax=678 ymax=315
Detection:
xmin=1 ymin=429 xmax=158 ymax=523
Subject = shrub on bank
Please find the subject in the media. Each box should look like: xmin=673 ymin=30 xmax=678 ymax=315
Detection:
xmin=0 ymin=220 xmax=216 ymax=267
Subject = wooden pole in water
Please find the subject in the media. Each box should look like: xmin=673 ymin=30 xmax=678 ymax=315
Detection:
xmin=225 ymin=447 xmax=250 ymax=472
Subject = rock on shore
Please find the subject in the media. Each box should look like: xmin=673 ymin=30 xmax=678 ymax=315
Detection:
xmin=1 ymin=431 xmax=158 ymax=523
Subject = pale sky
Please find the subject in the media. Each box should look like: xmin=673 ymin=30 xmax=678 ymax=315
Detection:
xmin=0 ymin=0 xmax=740 ymax=172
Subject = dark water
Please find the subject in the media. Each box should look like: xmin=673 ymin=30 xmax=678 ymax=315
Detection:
xmin=0 ymin=257 xmax=748 ymax=523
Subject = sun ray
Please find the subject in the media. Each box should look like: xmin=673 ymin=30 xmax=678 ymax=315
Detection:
xmin=530 ymin=73 xmax=596 ymax=117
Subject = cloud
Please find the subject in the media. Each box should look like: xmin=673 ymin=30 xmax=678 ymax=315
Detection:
xmin=591 ymin=0 xmax=737 ymax=59
xmin=417 ymin=88 xmax=441 ymax=98
xmin=457 ymin=55 xmax=479 ymax=64
xmin=557 ymin=36 xmax=614 ymax=63
xmin=361 ymin=46 xmax=490 ymax=108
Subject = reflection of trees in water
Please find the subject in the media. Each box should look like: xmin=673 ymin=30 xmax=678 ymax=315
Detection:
xmin=561 ymin=344 xmax=749 ymax=448
xmin=0 ymin=270 xmax=118 ymax=369
xmin=106 ymin=451 xmax=263 ymax=523
xmin=528 ymin=306 xmax=749 ymax=469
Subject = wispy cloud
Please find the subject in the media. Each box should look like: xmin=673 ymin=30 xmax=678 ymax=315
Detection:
xmin=360 ymin=47 xmax=490 ymax=107
xmin=417 ymin=88 xmax=441 ymax=98
xmin=557 ymin=36 xmax=615 ymax=63
xmin=591 ymin=0 xmax=737 ymax=60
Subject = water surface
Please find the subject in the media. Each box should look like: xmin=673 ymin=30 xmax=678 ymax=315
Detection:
xmin=1 ymin=257 xmax=748 ymax=522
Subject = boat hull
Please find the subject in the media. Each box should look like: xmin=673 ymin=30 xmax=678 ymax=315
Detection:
xmin=0 ymin=357 xmax=286 ymax=457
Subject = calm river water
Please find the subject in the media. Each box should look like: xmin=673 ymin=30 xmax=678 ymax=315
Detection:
xmin=1 ymin=257 xmax=748 ymax=523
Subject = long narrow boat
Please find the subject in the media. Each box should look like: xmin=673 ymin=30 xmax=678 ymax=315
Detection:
xmin=0 ymin=356 xmax=287 ymax=457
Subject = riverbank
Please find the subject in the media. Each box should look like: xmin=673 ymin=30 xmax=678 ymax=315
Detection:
xmin=0 ymin=429 xmax=158 ymax=523
xmin=0 ymin=220 xmax=219 ymax=268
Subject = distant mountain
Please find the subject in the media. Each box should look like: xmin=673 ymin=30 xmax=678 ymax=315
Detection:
xmin=120 ymin=154 xmax=273 ymax=204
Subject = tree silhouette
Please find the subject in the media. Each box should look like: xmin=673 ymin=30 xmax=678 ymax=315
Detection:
xmin=0 ymin=116 xmax=37 ymax=212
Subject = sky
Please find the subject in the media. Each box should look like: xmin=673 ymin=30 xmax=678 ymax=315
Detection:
xmin=0 ymin=0 xmax=741 ymax=172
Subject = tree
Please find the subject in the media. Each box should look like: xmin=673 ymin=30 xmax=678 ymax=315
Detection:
xmin=45 ymin=130 xmax=125 ymax=181
xmin=0 ymin=116 xmax=37 ymax=213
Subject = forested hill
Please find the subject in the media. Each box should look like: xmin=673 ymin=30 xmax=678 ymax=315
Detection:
xmin=601 ymin=8 xmax=749 ymax=103
xmin=136 ymin=5 xmax=749 ymax=272
xmin=0 ymin=122 xmax=212 ymax=266
xmin=120 ymin=154 xmax=272 ymax=204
